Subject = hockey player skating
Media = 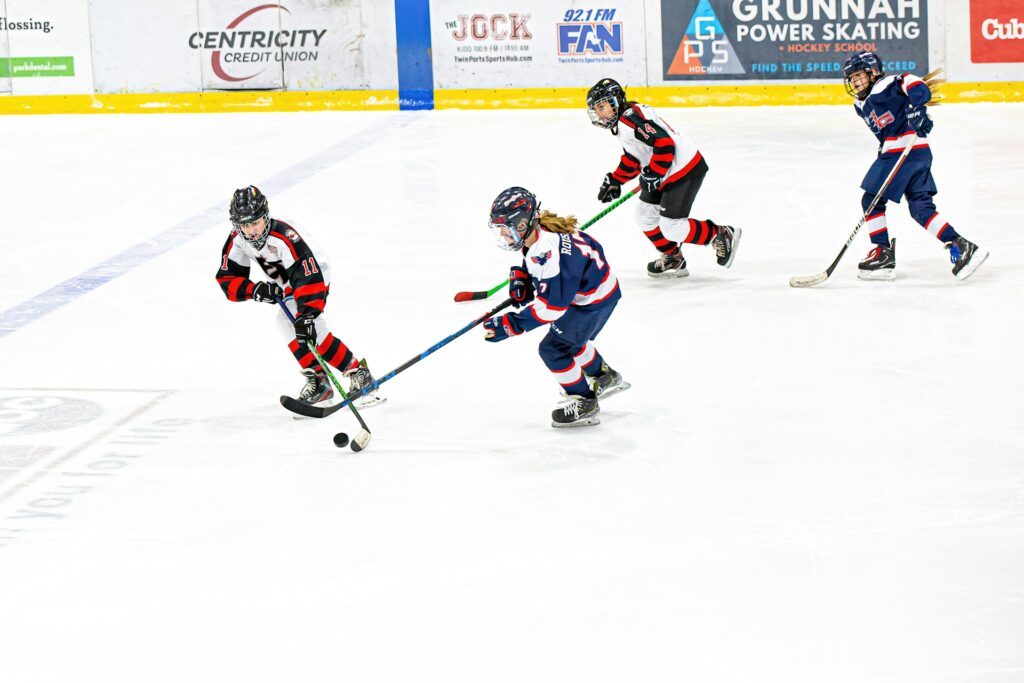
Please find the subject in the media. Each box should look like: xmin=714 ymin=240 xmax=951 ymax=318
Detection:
xmin=843 ymin=51 xmax=988 ymax=280
xmin=216 ymin=186 xmax=383 ymax=408
xmin=587 ymin=77 xmax=740 ymax=277
xmin=482 ymin=187 xmax=629 ymax=428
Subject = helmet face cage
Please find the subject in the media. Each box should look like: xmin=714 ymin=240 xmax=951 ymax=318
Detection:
xmin=230 ymin=186 xmax=271 ymax=250
xmin=843 ymin=52 xmax=884 ymax=99
xmin=587 ymin=79 xmax=625 ymax=129
xmin=488 ymin=187 xmax=539 ymax=251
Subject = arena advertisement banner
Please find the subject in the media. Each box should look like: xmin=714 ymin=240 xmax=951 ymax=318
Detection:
xmin=2 ymin=0 xmax=93 ymax=95
xmin=970 ymin=0 xmax=1024 ymax=63
xmin=660 ymin=0 xmax=929 ymax=81
xmin=0 ymin=0 xmax=10 ymax=94
xmin=194 ymin=0 xmax=365 ymax=91
xmin=429 ymin=0 xmax=645 ymax=89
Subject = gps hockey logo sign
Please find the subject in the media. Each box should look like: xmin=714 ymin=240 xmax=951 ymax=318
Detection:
xmin=557 ymin=8 xmax=622 ymax=56
xmin=971 ymin=0 xmax=1024 ymax=63
xmin=188 ymin=3 xmax=327 ymax=83
xmin=666 ymin=0 xmax=744 ymax=76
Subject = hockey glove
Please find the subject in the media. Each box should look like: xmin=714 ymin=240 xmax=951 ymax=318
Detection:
xmin=483 ymin=315 xmax=518 ymax=343
xmin=293 ymin=313 xmax=317 ymax=346
xmin=597 ymin=173 xmax=622 ymax=203
xmin=639 ymin=167 xmax=663 ymax=195
xmin=508 ymin=266 xmax=534 ymax=307
xmin=906 ymin=105 xmax=933 ymax=136
xmin=252 ymin=281 xmax=283 ymax=304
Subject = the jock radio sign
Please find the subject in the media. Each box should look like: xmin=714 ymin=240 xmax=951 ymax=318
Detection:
xmin=661 ymin=0 xmax=929 ymax=81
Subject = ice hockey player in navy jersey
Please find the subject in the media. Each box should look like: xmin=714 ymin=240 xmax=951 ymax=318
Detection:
xmin=482 ymin=187 xmax=629 ymax=428
xmin=216 ymin=186 xmax=383 ymax=408
xmin=587 ymin=78 xmax=740 ymax=278
xmin=843 ymin=51 xmax=988 ymax=280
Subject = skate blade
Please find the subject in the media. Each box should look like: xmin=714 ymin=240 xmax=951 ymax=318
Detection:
xmin=720 ymin=227 xmax=742 ymax=268
xmin=647 ymin=268 xmax=690 ymax=279
xmin=857 ymin=268 xmax=895 ymax=281
xmin=956 ymin=248 xmax=989 ymax=281
xmin=551 ymin=416 xmax=601 ymax=429
xmin=597 ymin=381 xmax=631 ymax=400
xmin=353 ymin=394 xmax=387 ymax=409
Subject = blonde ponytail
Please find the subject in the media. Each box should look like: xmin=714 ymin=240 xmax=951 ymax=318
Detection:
xmin=923 ymin=67 xmax=945 ymax=104
xmin=538 ymin=210 xmax=578 ymax=235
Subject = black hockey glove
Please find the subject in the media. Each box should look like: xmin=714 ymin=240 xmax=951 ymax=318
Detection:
xmin=639 ymin=167 xmax=663 ymax=195
xmin=252 ymin=281 xmax=283 ymax=304
xmin=293 ymin=314 xmax=317 ymax=346
xmin=906 ymin=105 xmax=933 ymax=136
xmin=597 ymin=173 xmax=622 ymax=203
xmin=508 ymin=266 xmax=534 ymax=307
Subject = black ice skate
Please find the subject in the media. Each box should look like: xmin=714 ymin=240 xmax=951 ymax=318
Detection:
xmin=298 ymin=368 xmax=333 ymax=405
xmin=345 ymin=358 xmax=386 ymax=409
xmin=858 ymin=239 xmax=896 ymax=281
xmin=712 ymin=224 xmax=742 ymax=268
xmin=551 ymin=395 xmax=600 ymax=428
xmin=592 ymin=362 xmax=631 ymax=400
xmin=647 ymin=249 xmax=689 ymax=278
xmin=945 ymin=236 xmax=989 ymax=281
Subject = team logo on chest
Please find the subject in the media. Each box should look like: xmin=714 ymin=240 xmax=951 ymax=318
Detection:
xmin=284 ymin=228 xmax=300 ymax=242
xmin=869 ymin=109 xmax=895 ymax=129
xmin=531 ymin=250 xmax=553 ymax=266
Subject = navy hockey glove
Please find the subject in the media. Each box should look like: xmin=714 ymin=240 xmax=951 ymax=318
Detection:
xmin=483 ymin=314 xmax=518 ymax=343
xmin=597 ymin=173 xmax=622 ymax=203
xmin=252 ymin=281 xmax=283 ymax=304
xmin=907 ymin=105 xmax=933 ymax=135
xmin=508 ymin=266 xmax=534 ymax=307
xmin=293 ymin=314 xmax=317 ymax=346
xmin=639 ymin=167 xmax=663 ymax=195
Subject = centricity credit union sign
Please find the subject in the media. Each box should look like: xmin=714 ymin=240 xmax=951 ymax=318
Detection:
xmin=189 ymin=2 xmax=328 ymax=87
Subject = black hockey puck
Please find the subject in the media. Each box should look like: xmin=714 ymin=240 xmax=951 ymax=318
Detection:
xmin=333 ymin=432 xmax=350 ymax=448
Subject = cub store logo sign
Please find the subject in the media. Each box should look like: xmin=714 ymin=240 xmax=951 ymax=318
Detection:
xmin=557 ymin=8 xmax=622 ymax=57
xmin=971 ymin=0 xmax=1024 ymax=63
xmin=187 ymin=3 xmax=327 ymax=82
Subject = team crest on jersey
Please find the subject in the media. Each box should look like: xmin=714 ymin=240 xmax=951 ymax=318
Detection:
xmin=869 ymin=110 xmax=895 ymax=129
xmin=531 ymin=250 xmax=552 ymax=266
xmin=284 ymin=228 xmax=300 ymax=242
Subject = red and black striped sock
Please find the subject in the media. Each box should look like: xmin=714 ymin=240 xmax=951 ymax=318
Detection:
xmin=643 ymin=226 xmax=680 ymax=254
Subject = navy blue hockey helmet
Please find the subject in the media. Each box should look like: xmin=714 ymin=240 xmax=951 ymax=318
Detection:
xmin=488 ymin=187 xmax=540 ymax=251
xmin=230 ymin=185 xmax=271 ymax=250
xmin=843 ymin=51 xmax=884 ymax=100
xmin=587 ymin=78 xmax=626 ymax=130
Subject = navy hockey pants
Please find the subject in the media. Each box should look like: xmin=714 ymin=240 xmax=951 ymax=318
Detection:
xmin=538 ymin=302 xmax=617 ymax=398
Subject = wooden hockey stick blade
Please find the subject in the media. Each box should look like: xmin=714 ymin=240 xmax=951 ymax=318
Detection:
xmin=279 ymin=394 xmax=345 ymax=418
xmin=453 ymin=290 xmax=488 ymax=302
xmin=789 ymin=272 xmax=829 ymax=288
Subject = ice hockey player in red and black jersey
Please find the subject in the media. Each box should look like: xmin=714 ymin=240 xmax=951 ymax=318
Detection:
xmin=588 ymin=78 xmax=741 ymax=278
xmin=216 ymin=186 xmax=383 ymax=408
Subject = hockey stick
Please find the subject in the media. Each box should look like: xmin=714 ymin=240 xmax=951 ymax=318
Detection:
xmin=286 ymin=297 xmax=516 ymax=420
xmin=275 ymin=298 xmax=372 ymax=452
xmin=453 ymin=186 xmax=641 ymax=302
xmin=789 ymin=135 xmax=917 ymax=288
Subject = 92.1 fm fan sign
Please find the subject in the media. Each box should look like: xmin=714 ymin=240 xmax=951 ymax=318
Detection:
xmin=660 ymin=0 xmax=930 ymax=81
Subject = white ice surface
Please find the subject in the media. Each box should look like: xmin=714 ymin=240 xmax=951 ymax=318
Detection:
xmin=0 ymin=105 xmax=1022 ymax=683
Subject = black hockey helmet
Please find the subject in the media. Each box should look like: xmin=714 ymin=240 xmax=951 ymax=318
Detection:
xmin=488 ymin=187 xmax=540 ymax=251
xmin=843 ymin=51 xmax=884 ymax=100
xmin=587 ymin=78 xmax=626 ymax=130
xmin=229 ymin=185 xmax=271 ymax=249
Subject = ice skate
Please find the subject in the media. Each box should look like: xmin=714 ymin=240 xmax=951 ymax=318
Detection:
xmin=945 ymin=236 xmax=989 ymax=281
xmin=345 ymin=358 xmax=386 ymax=409
xmin=298 ymin=368 xmax=333 ymax=406
xmin=551 ymin=395 xmax=600 ymax=428
xmin=647 ymin=249 xmax=689 ymax=278
xmin=858 ymin=239 xmax=896 ymax=281
xmin=712 ymin=224 xmax=741 ymax=268
xmin=592 ymin=363 xmax=630 ymax=400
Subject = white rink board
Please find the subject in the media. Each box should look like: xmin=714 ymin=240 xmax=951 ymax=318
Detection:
xmin=4 ymin=0 xmax=93 ymax=95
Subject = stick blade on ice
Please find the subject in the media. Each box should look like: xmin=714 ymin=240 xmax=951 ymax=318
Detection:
xmin=789 ymin=272 xmax=828 ymax=288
